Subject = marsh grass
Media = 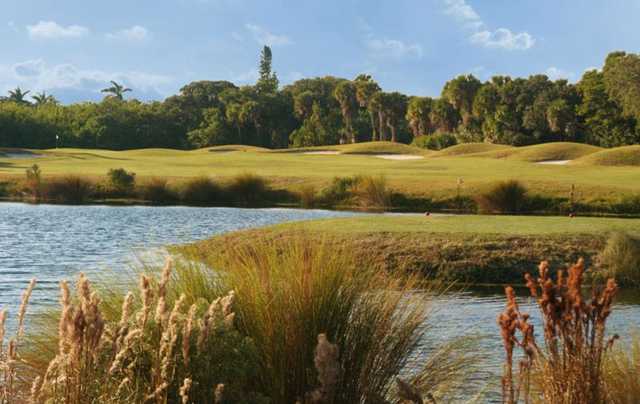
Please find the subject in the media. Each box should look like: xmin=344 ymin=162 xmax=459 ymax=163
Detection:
xmin=226 ymin=172 xmax=270 ymax=207
xmin=499 ymin=259 xmax=619 ymax=403
xmin=604 ymin=333 xmax=640 ymax=404
xmin=42 ymin=176 xmax=94 ymax=204
xmin=599 ymin=232 xmax=640 ymax=287
xmin=179 ymin=176 xmax=226 ymax=206
xmin=476 ymin=180 xmax=529 ymax=214
xmin=320 ymin=175 xmax=391 ymax=211
xmin=138 ymin=177 xmax=179 ymax=204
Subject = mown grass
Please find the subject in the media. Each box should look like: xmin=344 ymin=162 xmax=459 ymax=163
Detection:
xmin=574 ymin=145 xmax=640 ymax=166
xmin=435 ymin=142 xmax=513 ymax=157
xmin=1 ymin=142 xmax=639 ymax=212
xmin=470 ymin=142 xmax=602 ymax=162
xmin=180 ymin=214 xmax=640 ymax=284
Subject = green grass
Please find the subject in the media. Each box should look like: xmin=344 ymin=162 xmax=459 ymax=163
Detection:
xmin=574 ymin=145 xmax=640 ymax=166
xmin=181 ymin=214 xmax=640 ymax=284
xmin=1 ymin=142 xmax=639 ymax=207
xmin=470 ymin=142 xmax=602 ymax=162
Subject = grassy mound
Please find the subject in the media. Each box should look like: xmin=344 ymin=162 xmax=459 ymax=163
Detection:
xmin=336 ymin=141 xmax=427 ymax=155
xmin=180 ymin=214 xmax=640 ymax=283
xmin=205 ymin=144 xmax=271 ymax=153
xmin=436 ymin=143 xmax=513 ymax=157
xmin=472 ymin=142 xmax=602 ymax=162
xmin=574 ymin=145 xmax=640 ymax=166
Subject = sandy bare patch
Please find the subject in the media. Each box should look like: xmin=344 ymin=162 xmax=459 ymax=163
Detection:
xmin=375 ymin=154 xmax=424 ymax=160
xmin=303 ymin=151 xmax=341 ymax=155
xmin=536 ymin=160 xmax=571 ymax=165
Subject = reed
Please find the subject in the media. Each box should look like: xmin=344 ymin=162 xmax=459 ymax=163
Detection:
xmin=603 ymin=332 xmax=640 ymax=404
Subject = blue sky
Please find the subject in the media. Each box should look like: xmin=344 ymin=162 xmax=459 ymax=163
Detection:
xmin=1 ymin=0 xmax=639 ymax=103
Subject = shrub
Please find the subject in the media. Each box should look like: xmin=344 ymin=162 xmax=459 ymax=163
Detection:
xmin=138 ymin=177 xmax=178 ymax=204
xmin=226 ymin=173 xmax=269 ymax=207
xmin=25 ymin=164 xmax=43 ymax=199
xmin=42 ymin=176 xmax=94 ymax=204
xmin=298 ymin=185 xmax=318 ymax=208
xmin=412 ymin=132 xmax=457 ymax=150
xmin=106 ymin=168 xmax=136 ymax=195
xmin=180 ymin=176 xmax=225 ymax=206
xmin=319 ymin=176 xmax=358 ymax=207
xmin=499 ymin=259 xmax=619 ymax=403
xmin=475 ymin=180 xmax=529 ymax=214
xmin=599 ymin=232 xmax=640 ymax=287
xmin=350 ymin=175 xmax=390 ymax=211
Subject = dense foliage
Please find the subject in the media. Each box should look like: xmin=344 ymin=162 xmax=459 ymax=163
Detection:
xmin=1 ymin=49 xmax=640 ymax=150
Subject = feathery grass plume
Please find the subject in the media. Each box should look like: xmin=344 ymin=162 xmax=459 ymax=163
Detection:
xmin=307 ymin=333 xmax=340 ymax=403
xmin=396 ymin=377 xmax=424 ymax=404
xmin=182 ymin=304 xmax=196 ymax=367
xmin=17 ymin=278 xmax=36 ymax=340
xmin=499 ymin=259 xmax=619 ymax=403
xmin=214 ymin=383 xmax=224 ymax=403
xmin=0 ymin=309 xmax=6 ymax=357
xmin=179 ymin=377 xmax=192 ymax=404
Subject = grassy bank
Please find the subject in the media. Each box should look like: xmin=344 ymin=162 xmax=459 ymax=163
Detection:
xmin=2 ymin=141 xmax=640 ymax=214
xmin=179 ymin=214 xmax=640 ymax=284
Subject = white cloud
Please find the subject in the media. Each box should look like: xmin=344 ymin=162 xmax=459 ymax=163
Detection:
xmin=26 ymin=21 xmax=89 ymax=39
xmin=245 ymin=24 xmax=292 ymax=47
xmin=545 ymin=66 xmax=574 ymax=81
xmin=106 ymin=25 xmax=150 ymax=42
xmin=0 ymin=59 xmax=173 ymax=101
xmin=443 ymin=0 xmax=534 ymax=51
xmin=232 ymin=68 xmax=259 ymax=83
xmin=366 ymin=38 xmax=423 ymax=60
xmin=470 ymin=28 xmax=535 ymax=50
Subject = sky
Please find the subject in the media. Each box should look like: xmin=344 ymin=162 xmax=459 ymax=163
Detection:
xmin=1 ymin=0 xmax=639 ymax=103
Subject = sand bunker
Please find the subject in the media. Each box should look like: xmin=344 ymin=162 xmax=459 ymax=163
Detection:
xmin=303 ymin=151 xmax=341 ymax=155
xmin=1 ymin=152 xmax=43 ymax=159
xmin=536 ymin=160 xmax=571 ymax=165
xmin=375 ymin=154 xmax=424 ymax=160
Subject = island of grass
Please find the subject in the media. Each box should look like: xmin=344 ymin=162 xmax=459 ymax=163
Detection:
xmin=1 ymin=141 xmax=639 ymax=213
xmin=178 ymin=214 xmax=640 ymax=285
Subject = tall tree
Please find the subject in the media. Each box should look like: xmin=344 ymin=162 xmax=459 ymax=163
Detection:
xmin=430 ymin=98 xmax=459 ymax=133
xmin=406 ymin=97 xmax=433 ymax=137
xmin=354 ymin=74 xmax=381 ymax=141
xmin=257 ymin=46 xmax=279 ymax=94
xmin=603 ymin=51 xmax=640 ymax=121
xmin=369 ymin=92 xmax=388 ymax=141
xmin=8 ymin=87 xmax=31 ymax=105
xmin=333 ymin=81 xmax=358 ymax=143
xmin=101 ymin=81 xmax=132 ymax=100
xmin=32 ymin=91 xmax=57 ymax=106
xmin=383 ymin=92 xmax=408 ymax=142
xmin=442 ymin=75 xmax=481 ymax=127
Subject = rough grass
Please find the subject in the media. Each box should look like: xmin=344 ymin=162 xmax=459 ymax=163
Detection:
xmin=179 ymin=214 xmax=640 ymax=284
xmin=435 ymin=142 xmax=513 ymax=157
xmin=574 ymin=145 xmax=640 ymax=167
xmin=1 ymin=142 xmax=639 ymax=209
xmin=471 ymin=142 xmax=602 ymax=162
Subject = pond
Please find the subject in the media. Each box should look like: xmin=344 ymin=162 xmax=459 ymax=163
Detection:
xmin=0 ymin=202 xmax=637 ymax=402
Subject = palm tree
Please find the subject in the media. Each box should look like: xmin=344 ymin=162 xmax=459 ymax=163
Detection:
xmin=101 ymin=81 xmax=132 ymax=100
xmin=354 ymin=74 xmax=381 ymax=141
xmin=333 ymin=81 xmax=358 ymax=143
xmin=8 ymin=87 xmax=31 ymax=104
xmin=31 ymin=91 xmax=58 ymax=106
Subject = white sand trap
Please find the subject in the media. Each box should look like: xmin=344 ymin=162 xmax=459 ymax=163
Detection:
xmin=375 ymin=154 xmax=424 ymax=160
xmin=303 ymin=151 xmax=341 ymax=155
xmin=536 ymin=160 xmax=571 ymax=165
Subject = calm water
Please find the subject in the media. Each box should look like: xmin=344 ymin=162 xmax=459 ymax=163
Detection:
xmin=0 ymin=203 xmax=359 ymax=313
xmin=0 ymin=203 xmax=638 ymax=402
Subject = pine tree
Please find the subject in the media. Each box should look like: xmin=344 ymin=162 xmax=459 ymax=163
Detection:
xmin=257 ymin=46 xmax=279 ymax=93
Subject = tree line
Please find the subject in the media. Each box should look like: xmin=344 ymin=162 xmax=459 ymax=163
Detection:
xmin=1 ymin=48 xmax=639 ymax=150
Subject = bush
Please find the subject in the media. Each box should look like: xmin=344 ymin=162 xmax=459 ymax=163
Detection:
xmin=298 ymin=185 xmax=318 ymax=208
xmin=227 ymin=173 xmax=269 ymax=207
xmin=180 ymin=176 xmax=225 ymax=206
xmin=411 ymin=132 xmax=458 ymax=150
xmin=350 ymin=175 xmax=390 ymax=211
xmin=106 ymin=168 xmax=136 ymax=195
xmin=138 ymin=177 xmax=178 ymax=204
xmin=42 ymin=176 xmax=94 ymax=204
xmin=319 ymin=176 xmax=358 ymax=207
xmin=475 ymin=180 xmax=529 ymax=214
xmin=25 ymin=164 xmax=43 ymax=199
xmin=599 ymin=232 xmax=640 ymax=287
